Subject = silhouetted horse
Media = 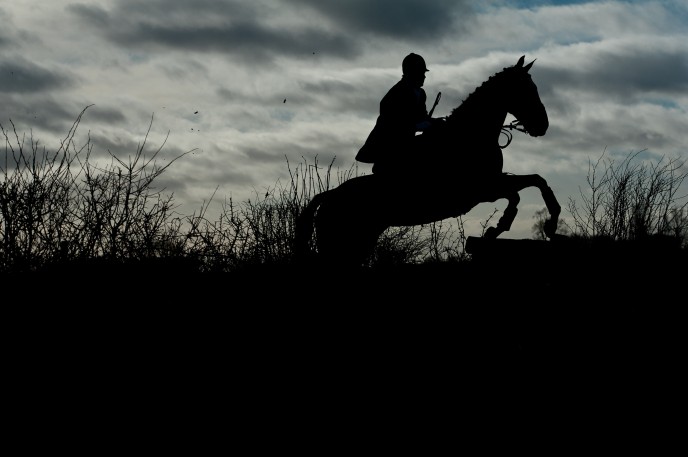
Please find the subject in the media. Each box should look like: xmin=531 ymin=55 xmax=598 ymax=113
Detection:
xmin=295 ymin=56 xmax=561 ymax=268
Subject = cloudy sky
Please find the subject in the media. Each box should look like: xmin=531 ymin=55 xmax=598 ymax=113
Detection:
xmin=1 ymin=0 xmax=687 ymax=239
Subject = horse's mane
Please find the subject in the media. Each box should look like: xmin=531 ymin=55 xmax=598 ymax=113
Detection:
xmin=445 ymin=64 xmax=517 ymax=125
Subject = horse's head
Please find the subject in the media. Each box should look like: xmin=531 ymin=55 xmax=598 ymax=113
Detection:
xmin=504 ymin=56 xmax=548 ymax=137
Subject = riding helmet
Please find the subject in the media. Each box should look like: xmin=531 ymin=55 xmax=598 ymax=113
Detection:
xmin=402 ymin=53 xmax=429 ymax=75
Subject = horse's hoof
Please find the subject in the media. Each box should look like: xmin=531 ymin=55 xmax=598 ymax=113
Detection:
xmin=544 ymin=219 xmax=558 ymax=239
xmin=484 ymin=227 xmax=499 ymax=239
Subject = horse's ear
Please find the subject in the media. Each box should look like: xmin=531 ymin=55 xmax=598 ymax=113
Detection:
xmin=516 ymin=55 xmax=525 ymax=67
xmin=524 ymin=59 xmax=536 ymax=72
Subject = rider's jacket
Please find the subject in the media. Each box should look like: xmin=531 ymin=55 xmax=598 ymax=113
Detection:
xmin=356 ymin=76 xmax=430 ymax=174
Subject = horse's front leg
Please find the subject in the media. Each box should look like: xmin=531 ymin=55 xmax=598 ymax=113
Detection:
xmin=482 ymin=174 xmax=561 ymax=240
xmin=484 ymin=193 xmax=519 ymax=239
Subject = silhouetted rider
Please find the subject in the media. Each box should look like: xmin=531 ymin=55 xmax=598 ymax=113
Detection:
xmin=356 ymin=53 xmax=443 ymax=175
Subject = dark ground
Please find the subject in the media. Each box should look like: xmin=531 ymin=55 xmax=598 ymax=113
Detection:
xmin=4 ymin=239 xmax=685 ymax=442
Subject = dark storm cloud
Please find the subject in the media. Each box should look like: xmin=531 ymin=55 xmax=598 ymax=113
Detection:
xmin=110 ymin=22 xmax=358 ymax=62
xmin=66 ymin=3 xmax=110 ymax=28
xmin=68 ymin=0 xmax=359 ymax=64
xmin=299 ymin=79 xmax=378 ymax=115
xmin=66 ymin=0 xmax=475 ymax=65
xmin=238 ymin=133 xmax=345 ymax=168
xmin=109 ymin=0 xmax=261 ymax=22
xmin=0 ymin=6 xmax=14 ymax=48
xmin=1 ymin=98 xmax=123 ymax=141
xmin=537 ymin=48 xmax=688 ymax=102
xmin=88 ymin=130 xmax=188 ymax=160
xmin=290 ymin=0 xmax=475 ymax=41
xmin=0 ymin=57 xmax=74 ymax=93
xmin=0 ymin=97 xmax=88 ymax=140
xmin=590 ymin=51 xmax=688 ymax=94
xmin=83 ymin=105 xmax=128 ymax=125
xmin=301 ymin=79 xmax=357 ymax=95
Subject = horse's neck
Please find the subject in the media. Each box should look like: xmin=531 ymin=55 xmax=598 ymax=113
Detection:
xmin=449 ymin=79 xmax=508 ymax=140
xmin=467 ymin=109 xmax=506 ymax=137
xmin=448 ymin=103 xmax=507 ymax=146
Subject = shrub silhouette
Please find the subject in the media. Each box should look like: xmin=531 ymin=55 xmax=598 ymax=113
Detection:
xmin=567 ymin=148 xmax=687 ymax=246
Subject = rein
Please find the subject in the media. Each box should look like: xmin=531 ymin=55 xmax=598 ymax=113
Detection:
xmin=499 ymin=120 xmax=528 ymax=149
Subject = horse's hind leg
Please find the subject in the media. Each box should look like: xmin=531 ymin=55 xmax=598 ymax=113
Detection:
xmin=314 ymin=205 xmax=382 ymax=270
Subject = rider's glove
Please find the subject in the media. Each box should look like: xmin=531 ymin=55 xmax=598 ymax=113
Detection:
xmin=415 ymin=120 xmax=433 ymax=131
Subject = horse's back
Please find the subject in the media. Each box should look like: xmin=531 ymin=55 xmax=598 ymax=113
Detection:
xmin=315 ymin=174 xmax=387 ymax=228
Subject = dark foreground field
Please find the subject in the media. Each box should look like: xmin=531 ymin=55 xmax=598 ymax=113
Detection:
xmin=5 ymin=238 xmax=685 ymax=441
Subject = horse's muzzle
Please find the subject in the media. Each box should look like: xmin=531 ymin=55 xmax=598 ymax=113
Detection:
xmin=528 ymin=106 xmax=549 ymax=137
xmin=528 ymin=123 xmax=548 ymax=137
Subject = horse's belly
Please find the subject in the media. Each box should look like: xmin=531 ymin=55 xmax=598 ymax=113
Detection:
xmin=384 ymin=183 xmax=480 ymax=226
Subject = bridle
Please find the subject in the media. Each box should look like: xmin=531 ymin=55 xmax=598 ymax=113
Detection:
xmin=499 ymin=119 xmax=528 ymax=149
xmin=498 ymin=69 xmax=537 ymax=149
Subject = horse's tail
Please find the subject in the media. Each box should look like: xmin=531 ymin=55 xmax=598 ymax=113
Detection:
xmin=294 ymin=190 xmax=330 ymax=262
